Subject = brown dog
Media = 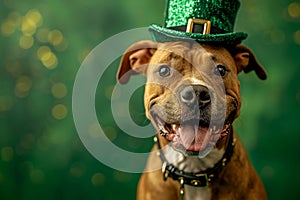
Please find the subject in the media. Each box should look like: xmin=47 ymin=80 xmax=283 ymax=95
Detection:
xmin=117 ymin=40 xmax=267 ymax=200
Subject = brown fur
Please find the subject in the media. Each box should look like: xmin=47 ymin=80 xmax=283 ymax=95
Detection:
xmin=118 ymin=41 xmax=267 ymax=200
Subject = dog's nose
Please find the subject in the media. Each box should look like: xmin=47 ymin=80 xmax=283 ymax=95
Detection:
xmin=179 ymin=85 xmax=211 ymax=107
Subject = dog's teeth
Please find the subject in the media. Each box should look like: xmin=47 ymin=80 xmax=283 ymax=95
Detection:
xmin=171 ymin=124 xmax=177 ymax=130
xmin=158 ymin=124 xmax=164 ymax=130
xmin=210 ymin=125 xmax=221 ymax=134
xmin=173 ymin=135 xmax=179 ymax=142
xmin=225 ymin=124 xmax=231 ymax=130
xmin=212 ymin=125 xmax=217 ymax=132
xmin=178 ymin=127 xmax=182 ymax=134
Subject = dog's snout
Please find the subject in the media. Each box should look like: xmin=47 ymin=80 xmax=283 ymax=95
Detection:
xmin=179 ymin=85 xmax=211 ymax=107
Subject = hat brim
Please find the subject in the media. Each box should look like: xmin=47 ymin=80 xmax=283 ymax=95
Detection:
xmin=149 ymin=24 xmax=248 ymax=45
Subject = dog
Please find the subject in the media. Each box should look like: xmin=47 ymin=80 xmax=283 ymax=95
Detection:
xmin=117 ymin=40 xmax=267 ymax=200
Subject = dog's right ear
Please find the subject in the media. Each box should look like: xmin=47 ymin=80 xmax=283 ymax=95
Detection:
xmin=117 ymin=40 xmax=158 ymax=84
xmin=230 ymin=44 xmax=267 ymax=80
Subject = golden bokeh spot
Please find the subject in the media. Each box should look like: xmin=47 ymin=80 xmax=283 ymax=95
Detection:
xmin=15 ymin=76 xmax=32 ymax=98
xmin=1 ymin=19 xmax=16 ymax=36
xmin=294 ymin=30 xmax=300 ymax=45
xmin=21 ymin=17 xmax=37 ymax=36
xmin=105 ymin=85 xmax=115 ymax=100
xmin=88 ymin=123 xmax=103 ymax=139
xmin=25 ymin=9 xmax=43 ymax=27
xmin=16 ymin=76 xmax=32 ymax=92
xmin=1 ymin=12 xmax=21 ymax=36
xmin=51 ymin=104 xmax=68 ymax=120
xmin=51 ymin=83 xmax=67 ymax=99
xmin=288 ymin=2 xmax=300 ymax=18
xmin=37 ymin=46 xmax=58 ymax=69
xmin=37 ymin=46 xmax=51 ymax=58
xmin=0 ymin=96 xmax=13 ymax=112
xmin=37 ymin=28 xmax=49 ymax=43
xmin=21 ymin=9 xmax=43 ymax=36
xmin=91 ymin=173 xmax=105 ymax=186
xmin=19 ymin=35 xmax=34 ymax=49
xmin=1 ymin=146 xmax=14 ymax=162
xmin=42 ymin=53 xmax=58 ymax=69
xmin=69 ymin=163 xmax=85 ymax=177
xmin=103 ymin=127 xmax=117 ymax=141
xmin=48 ymin=29 xmax=64 ymax=46
xmin=15 ymin=89 xmax=29 ymax=98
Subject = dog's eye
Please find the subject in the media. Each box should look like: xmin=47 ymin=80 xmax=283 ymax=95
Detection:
xmin=215 ymin=65 xmax=227 ymax=77
xmin=158 ymin=65 xmax=171 ymax=77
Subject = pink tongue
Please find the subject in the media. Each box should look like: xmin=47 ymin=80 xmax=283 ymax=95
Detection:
xmin=178 ymin=125 xmax=210 ymax=151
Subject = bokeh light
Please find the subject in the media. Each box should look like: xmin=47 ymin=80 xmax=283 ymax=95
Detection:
xmin=0 ymin=96 xmax=13 ymax=112
xmin=69 ymin=162 xmax=85 ymax=177
xmin=294 ymin=30 xmax=300 ymax=45
xmin=1 ymin=146 xmax=14 ymax=162
xmin=51 ymin=104 xmax=68 ymax=120
xmin=288 ymin=2 xmax=300 ymax=18
xmin=37 ymin=46 xmax=58 ymax=69
xmin=51 ymin=83 xmax=67 ymax=99
xmin=1 ymin=12 xmax=21 ymax=36
xmin=19 ymin=35 xmax=34 ymax=49
xmin=48 ymin=29 xmax=64 ymax=46
xmin=15 ymin=75 xmax=32 ymax=98
xmin=21 ymin=9 xmax=43 ymax=36
xmin=91 ymin=173 xmax=105 ymax=186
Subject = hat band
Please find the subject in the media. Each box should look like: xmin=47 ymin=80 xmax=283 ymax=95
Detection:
xmin=168 ymin=19 xmax=224 ymax=35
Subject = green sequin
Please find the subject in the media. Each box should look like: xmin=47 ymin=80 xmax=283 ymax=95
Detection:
xmin=149 ymin=0 xmax=247 ymax=44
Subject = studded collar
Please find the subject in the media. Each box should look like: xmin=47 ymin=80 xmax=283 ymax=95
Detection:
xmin=155 ymin=126 xmax=235 ymax=196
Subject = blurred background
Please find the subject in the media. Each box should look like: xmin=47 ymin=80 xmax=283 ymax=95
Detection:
xmin=1 ymin=0 xmax=300 ymax=199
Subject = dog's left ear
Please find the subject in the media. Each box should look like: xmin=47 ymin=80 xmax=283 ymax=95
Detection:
xmin=231 ymin=44 xmax=267 ymax=80
xmin=117 ymin=40 xmax=158 ymax=84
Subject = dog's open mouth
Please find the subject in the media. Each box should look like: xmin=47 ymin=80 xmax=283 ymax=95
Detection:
xmin=154 ymin=116 xmax=230 ymax=154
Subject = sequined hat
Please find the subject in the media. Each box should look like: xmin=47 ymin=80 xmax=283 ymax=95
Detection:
xmin=149 ymin=0 xmax=247 ymax=44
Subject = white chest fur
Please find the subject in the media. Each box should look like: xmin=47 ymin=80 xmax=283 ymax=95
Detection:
xmin=163 ymin=145 xmax=225 ymax=200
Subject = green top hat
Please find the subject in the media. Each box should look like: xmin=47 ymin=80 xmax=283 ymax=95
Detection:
xmin=149 ymin=0 xmax=247 ymax=45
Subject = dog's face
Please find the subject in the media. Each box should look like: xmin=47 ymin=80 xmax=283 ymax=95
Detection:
xmin=118 ymin=40 xmax=266 ymax=155
xmin=144 ymin=42 xmax=240 ymax=154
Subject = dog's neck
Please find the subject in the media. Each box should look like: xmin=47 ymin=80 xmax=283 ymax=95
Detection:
xmin=163 ymin=145 xmax=225 ymax=173
xmin=161 ymin=135 xmax=234 ymax=200
xmin=155 ymin=128 xmax=235 ymax=199
xmin=161 ymin=144 xmax=225 ymax=200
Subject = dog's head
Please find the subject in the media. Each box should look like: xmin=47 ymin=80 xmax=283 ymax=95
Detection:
xmin=117 ymin=40 xmax=266 ymax=155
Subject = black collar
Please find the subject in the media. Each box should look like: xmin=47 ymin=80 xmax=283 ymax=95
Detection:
xmin=155 ymin=126 xmax=235 ymax=189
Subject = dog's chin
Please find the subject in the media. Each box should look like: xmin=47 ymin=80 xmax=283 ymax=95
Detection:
xmin=153 ymin=115 xmax=231 ymax=157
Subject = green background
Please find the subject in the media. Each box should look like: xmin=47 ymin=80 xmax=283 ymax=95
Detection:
xmin=1 ymin=0 xmax=300 ymax=199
